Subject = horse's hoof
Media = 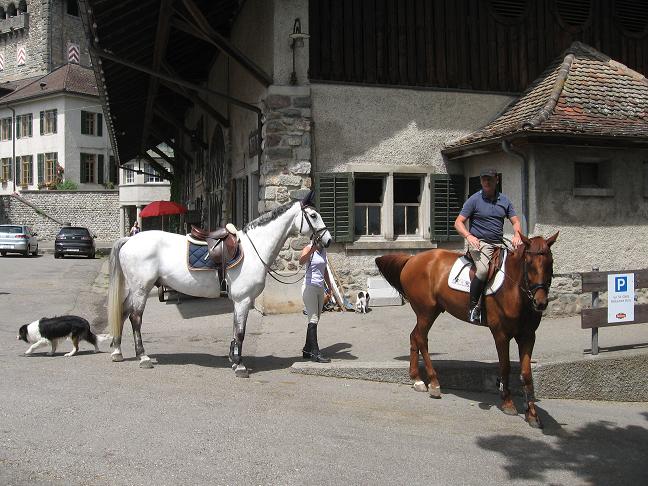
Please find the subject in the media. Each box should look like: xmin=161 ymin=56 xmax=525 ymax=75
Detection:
xmin=111 ymin=352 xmax=123 ymax=362
xmin=139 ymin=356 xmax=154 ymax=369
xmin=526 ymin=414 xmax=543 ymax=429
xmin=412 ymin=380 xmax=427 ymax=392
xmin=234 ymin=365 xmax=249 ymax=378
xmin=501 ymin=404 xmax=518 ymax=416
xmin=428 ymin=386 xmax=442 ymax=399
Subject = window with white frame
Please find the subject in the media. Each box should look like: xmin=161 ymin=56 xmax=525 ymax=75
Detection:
xmin=0 ymin=118 xmax=12 ymax=141
xmin=16 ymin=114 xmax=32 ymax=138
xmin=394 ymin=176 xmax=422 ymax=236
xmin=40 ymin=109 xmax=57 ymax=135
xmin=124 ymin=164 xmax=134 ymax=184
xmin=143 ymin=162 xmax=162 ymax=183
xmin=80 ymin=153 xmax=96 ymax=183
xmin=354 ymin=177 xmax=384 ymax=236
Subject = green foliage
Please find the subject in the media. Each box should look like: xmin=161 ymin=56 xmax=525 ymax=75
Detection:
xmin=103 ymin=181 xmax=115 ymax=190
xmin=56 ymin=180 xmax=78 ymax=191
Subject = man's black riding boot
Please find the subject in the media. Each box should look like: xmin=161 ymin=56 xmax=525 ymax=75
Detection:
xmin=469 ymin=277 xmax=485 ymax=324
xmin=302 ymin=321 xmax=331 ymax=363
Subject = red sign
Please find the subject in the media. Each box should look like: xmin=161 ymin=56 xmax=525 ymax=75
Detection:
xmin=615 ymin=313 xmax=626 ymax=320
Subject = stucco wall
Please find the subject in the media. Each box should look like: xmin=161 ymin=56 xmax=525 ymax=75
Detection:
xmin=0 ymin=190 xmax=120 ymax=240
xmin=312 ymin=84 xmax=512 ymax=172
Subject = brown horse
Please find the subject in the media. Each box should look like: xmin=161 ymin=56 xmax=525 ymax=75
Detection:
xmin=375 ymin=233 xmax=558 ymax=428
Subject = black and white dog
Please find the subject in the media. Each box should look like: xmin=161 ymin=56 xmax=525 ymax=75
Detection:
xmin=356 ymin=291 xmax=370 ymax=314
xmin=17 ymin=315 xmax=109 ymax=357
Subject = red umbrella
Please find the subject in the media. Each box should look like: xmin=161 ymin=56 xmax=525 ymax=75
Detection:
xmin=140 ymin=201 xmax=187 ymax=218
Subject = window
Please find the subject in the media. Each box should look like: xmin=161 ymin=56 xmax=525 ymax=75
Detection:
xmin=0 ymin=118 xmax=12 ymax=141
xmin=7 ymin=3 xmax=16 ymax=18
xmin=1 ymin=157 xmax=11 ymax=182
xmin=18 ymin=155 xmax=33 ymax=186
xmin=81 ymin=111 xmax=103 ymax=136
xmin=109 ymin=156 xmax=118 ymax=184
xmin=394 ymin=177 xmax=422 ymax=236
xmin=16 ymin=114 xmax=32 ymax=138
xmin=354 ymin=177 xmax=383 ymax=236
xmin=143 ymin=162 xmax=162 ymax=183
xmin=66 ymin=0 xmax=79 ymax=16
xmin=18 ymin=0 xmax=26 ymax=14
xmin=37 ymin=153 xmax=58 ymax=185
xmin=124 ymin=164 xmax=134 ymax=184
xmin=40 ymin=109 xmax=57 ymax=135
xmin=574 ymin=162 xmax=600 ymax=188
xmin=317 ymin=172 xmax=466 ymax=243
xmin=80 ymin=153 xmax=96 ymax=183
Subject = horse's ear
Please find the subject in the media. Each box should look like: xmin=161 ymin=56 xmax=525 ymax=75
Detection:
xmin=520 ymin=234 xmax=531 ymax=247
xmin=301 ymin=190 xmax=315 ymax=208
xmin=546 ymin=231 xmax=559 ymax=247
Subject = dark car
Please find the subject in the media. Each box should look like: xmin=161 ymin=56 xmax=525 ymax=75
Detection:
xmin=55 ymin=226 xmax=96 ymax=259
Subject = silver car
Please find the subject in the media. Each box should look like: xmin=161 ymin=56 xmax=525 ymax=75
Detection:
xmin=0 ymin=224 xmax=39 ymax=257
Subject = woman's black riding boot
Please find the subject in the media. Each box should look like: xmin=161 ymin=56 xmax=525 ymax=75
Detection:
xmin=302 ymin=321 xmax=331 ymax=363
xmin=469 ymin=277 xmax=485 ymax=324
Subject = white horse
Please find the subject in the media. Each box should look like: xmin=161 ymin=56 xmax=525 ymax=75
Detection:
xmin=107 ymin=194 xmax=332 ymax=377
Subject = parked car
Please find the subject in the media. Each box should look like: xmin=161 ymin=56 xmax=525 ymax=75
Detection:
xmin=55 ymin=226 xmax=96 ymax=259
xmin=0 ymin=224 xmax=39 ymax=257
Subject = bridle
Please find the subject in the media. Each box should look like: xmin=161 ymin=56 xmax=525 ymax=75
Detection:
xmin=244 ymin=203 xmax=330 ymax=285
xmin=522 ymin=248 xmax=553 ymax=304
xmin=300 ymin=204 xmax=329 ymax=246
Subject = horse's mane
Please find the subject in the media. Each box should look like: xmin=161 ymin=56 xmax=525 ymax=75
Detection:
xmin=243 ymin=201 xmax=295 ymax=232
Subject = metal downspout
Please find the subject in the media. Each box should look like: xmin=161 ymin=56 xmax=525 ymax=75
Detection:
xmin=9 ymin=106 xmax=15 ymax=192
xmin=502 ymin=140 xmax=529 ymax=235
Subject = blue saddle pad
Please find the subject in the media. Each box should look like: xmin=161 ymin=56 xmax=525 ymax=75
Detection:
xmin=187 ymin=242 xmax=219 ymax=271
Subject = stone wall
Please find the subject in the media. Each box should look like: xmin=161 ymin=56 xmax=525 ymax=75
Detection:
xmin=0 ymin=190 xmax=120 ymax=240
xmin=259 ymin=85 xmax=313 ymax=272
xmin=51 ymin=0 xmax=90 ymax=69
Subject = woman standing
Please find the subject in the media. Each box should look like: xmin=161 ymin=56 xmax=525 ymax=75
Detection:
xmin=299 ymin=239 xmax=332 ymax=363
xmin=129 ymin=221 xmax=140 ymax=236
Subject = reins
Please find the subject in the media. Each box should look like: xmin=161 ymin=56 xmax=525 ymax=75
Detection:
xmin=244 ymin=204 xmax=328 ymax=285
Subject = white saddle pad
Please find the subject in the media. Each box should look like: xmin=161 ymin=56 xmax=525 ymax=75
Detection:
xmin=447 ymin=250 xmax=507 ymax=295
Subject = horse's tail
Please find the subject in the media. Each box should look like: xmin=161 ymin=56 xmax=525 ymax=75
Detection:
xmin=108 ymin=237 xmax=129 ymax=341
xmin=375 ymin=253 xmax=411 ymax=299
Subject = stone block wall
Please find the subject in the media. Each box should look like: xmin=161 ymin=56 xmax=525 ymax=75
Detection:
xmin=0 ymin=190 xmax=120 ymax=240
xmin=51 ymin=0 xmax=90 ymax=68
xmin=259 ymin=86 xmax=313 ymax=271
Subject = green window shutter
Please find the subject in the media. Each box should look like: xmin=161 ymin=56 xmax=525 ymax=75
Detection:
xmin=28 ymin=114 xmax=32 ymax=137
xmin=15 ymin=158 xmax=20 ymax=184
xmin=430 ymin=174 xmax=466 ymax=242
xmin=97 ymin=113 xmax=103 ymax=136
xmin=28 ymin=157 xmax=34 ymax=184
xmin=81 ymin=111 xmax=87 ymax=134
xmin=80 ymin=154 xmax=87 ymax=182
xmin=16 ymin=118 xmax=21 ymax=138
xmin=97 ymin=154 xmax=104 ymax=184
xmin=40 ymin=111 xmax=44 ymax=135
xmin=37 ymin=154 xmax=44 ymax=184
xmin=315 ymin=172 xmax=354 ymax=243
xmin=53 ymin=110 xmax=57 ymax=134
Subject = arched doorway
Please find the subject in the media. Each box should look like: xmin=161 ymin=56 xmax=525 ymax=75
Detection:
xmin=205 ymin=126 xmax=227 ymax=229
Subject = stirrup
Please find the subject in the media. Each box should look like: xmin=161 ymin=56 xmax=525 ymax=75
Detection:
xmin=468 ymin=306 xmax=481 ymax=324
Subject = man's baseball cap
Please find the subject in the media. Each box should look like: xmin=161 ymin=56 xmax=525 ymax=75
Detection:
xmin=479 ymin=168 xmax=498 ymax=177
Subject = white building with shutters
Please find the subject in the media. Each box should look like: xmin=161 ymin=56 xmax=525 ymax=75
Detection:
xmin=0 ymin=62 xmax=114 ymax=195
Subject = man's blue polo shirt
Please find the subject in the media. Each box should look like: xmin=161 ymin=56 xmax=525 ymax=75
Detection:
xmin=459 ymin=190 xmax=516 ymax=243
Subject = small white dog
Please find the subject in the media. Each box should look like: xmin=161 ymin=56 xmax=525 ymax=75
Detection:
xmin=356 ymin=291 xmax=370 ymax=314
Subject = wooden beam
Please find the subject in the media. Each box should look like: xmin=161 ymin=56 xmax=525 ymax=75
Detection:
xmin=141 ymin=0 xmax=175 ymax=154
xmin=159 ymin=74 xmax=230 ymax=128
xmin=139 ymin=152 xmax=174 ymax=181
xmin=581 ymin=269 xmax=648 ymax=292
xmin=154 ymin=107 xmax=208 ymax=150
xmin=150 ymin=145 xmax=179 ymax=171
xmin=177 ymin=0 xmax=273 ymax=86
xmin=91 ymin=48 xmax=261 ymax=114
xmin=150 ymin=127 xmax=194 ymax=163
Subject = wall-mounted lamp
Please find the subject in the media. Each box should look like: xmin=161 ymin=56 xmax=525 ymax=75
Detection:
xmin=289 ymin=18 xmax=309 ymax=85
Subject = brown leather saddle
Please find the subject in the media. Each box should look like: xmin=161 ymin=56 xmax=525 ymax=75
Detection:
xmin=465 ymin=246 xmax=505 ymax=285
xmin=190 ymin=224 xmax=242 ymax=282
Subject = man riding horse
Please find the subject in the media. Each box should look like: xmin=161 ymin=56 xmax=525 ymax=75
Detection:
xmin=454 ymin=168 xmax=523 ymax=324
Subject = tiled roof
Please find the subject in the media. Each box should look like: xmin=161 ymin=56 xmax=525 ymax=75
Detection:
xmin=0 ymin=63 xmax=98 ymax=105
xmin=445 ymin=42 xmax=648 ymax=151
